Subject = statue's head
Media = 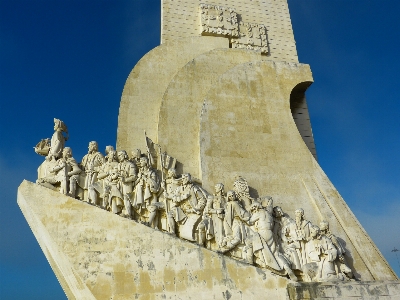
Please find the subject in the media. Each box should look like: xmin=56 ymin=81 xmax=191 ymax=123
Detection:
xmin=54 ymin=118 xmax=67 ymax=133
xmin=167 ymin=168 xmax=177 ymax=178
xmin=139 ymin=156 xmax=149 ymax=168
xmin=62 ymin=147 xmax=72 ymax=158
xmin=107 ymin=150 xmax=116 ymax=162
xmin=226 ymin=190 xmax=236 ymax=202
xmin=295 ymin=208 xmax=304 ymax=219
xmin=105 ymin=145 xmax=114 ymax=155
xmin=181 ymin=173 xmax=191 ymax=185
xmin=214 ymin=183 xmax=224 ymax=194
xmin=319 ymin=221 xmax=329 ymax=232
xmin=233 ymin=176 xmax=249 ymax=194
xmin=131 ymin=149 xmax=141 ymax=159
xmin=273 ymin=206 xmax=283 ymax=218
xmin=310 ymin=225 xmax=320 ymax=239
xmin=88 ymin=141 xmax=98 ymax=152
xmin=117 ymin=150 xmax=128 ymax=162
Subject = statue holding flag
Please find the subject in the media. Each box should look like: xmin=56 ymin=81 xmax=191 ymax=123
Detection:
xmin=132 ymin=156 xmax=161 ymax=227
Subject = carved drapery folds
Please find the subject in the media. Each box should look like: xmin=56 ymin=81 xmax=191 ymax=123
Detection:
xmin=199 ymin=3 xmax=269 ymax=54
xmin=34 ymin=119 xmax=355 ymax=283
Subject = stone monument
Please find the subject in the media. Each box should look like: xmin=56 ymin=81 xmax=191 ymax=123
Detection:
xmin=19 ymin=1 xmax=399 ymax=299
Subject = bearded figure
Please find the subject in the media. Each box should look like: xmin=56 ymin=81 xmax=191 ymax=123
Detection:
xmin=70 ymin=141 xmax=104 ymax=203
xmin=294 ymin=208 xmax=313 ymax=266
xmin=132 ymin=156 xmax=161 ymax=227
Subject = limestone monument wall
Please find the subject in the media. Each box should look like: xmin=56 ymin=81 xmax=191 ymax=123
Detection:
xmin=161 ymin=0 xmax=298 ymax=62
xmin=19 ymin=0 xmax=400 ymax=299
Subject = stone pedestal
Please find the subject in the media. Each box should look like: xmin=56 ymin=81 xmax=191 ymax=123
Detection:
xmin=287 ymin=281 xmax=400 ymax=300
xmin=18 ymin=181 xmax=291 ymax=299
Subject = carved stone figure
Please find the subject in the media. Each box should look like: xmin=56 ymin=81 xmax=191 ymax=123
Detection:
xmin=220 ymin=190 xmax=250 ymax=252
xmin=198 ymin=183 xmax=226 ymax=248
xmin=248 ymin=202 xmax=297 ymax=281
xmin=163 ymin=168 xmax=180 ymax=195
xmin=304 ymin=225 xmax=338 ymax=282
xmin=105 ymin=166 xmax=125 ymax=214
xmin=116 ymin=150 xmax=137 ymax=219
xmin=48 ymin=118 xmax=69 ymax=160
xmin=93 ymin=149 xmax=119 ymax=209
xmin=37 ymin=147 xmax=81 ymax=196
xmin=233 ymin=176 xmax=254 ymax=212
xmin=320 ymin=221 xmax=354 ymax=280
xmin=130 ymin=148 xmax=142 ymax=168
xmin=166 ymin=173 xmax=206 ymax=239
xmin=32 ymin=121 xmax=360 ymax=284
xmin=35 ymin=119 xmax=69 ymax=180
xmin=273 ymin=206 xmax=302 ymax=271
xmin=105 ymin=145 xmax=115 ymax=155
xmin=132 ymin=156 xmax=161 ymax=227
xmin=70 ymin=141 xmax=104 ymax=202
xmin=160 ymin=168 xmax=181 ymax=231
xmin=294 ymin=208 xmax=313 ymax=266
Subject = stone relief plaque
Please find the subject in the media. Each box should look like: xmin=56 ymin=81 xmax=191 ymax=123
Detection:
xmin=199 ymin=4 xmax=269 ymax=54
xmin=199 ymin=3 xmax=239 ymax=37
xmin=231 ymin=22 xmax=269 ymax=54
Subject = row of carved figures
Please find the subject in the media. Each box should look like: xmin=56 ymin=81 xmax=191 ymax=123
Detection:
xmin=34 ymin=119 xmax=355 ymax=282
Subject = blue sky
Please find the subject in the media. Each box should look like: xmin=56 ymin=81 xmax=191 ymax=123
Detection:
xmin=0 ymin=0 xmax=399 ymax=298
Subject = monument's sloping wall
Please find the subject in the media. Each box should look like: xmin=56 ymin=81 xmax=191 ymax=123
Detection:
xmin=158 ymin=48 xmax=266 ymax=178
xmin=117 ymin=40 xmax=397 ymax=282
xmin=198 ymin=59 xmax=397 ymax=281
xmin=18 ymin=180 xmax=291 ymax=300
xmin=117 ymin=36 xmax=229 ymax=152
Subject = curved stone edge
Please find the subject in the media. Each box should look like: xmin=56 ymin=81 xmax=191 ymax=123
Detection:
xmin=312 ymin=163 xmax=399 ymax=281
xmin=198 ymin=60 xmax=397 ymax=281
xmin=117 ymin=36 xmax=229 ymax=152
xmin=17 ymin=180 xmax=293 ymax=300
xmin=17 ymin=180 xmax=95 ymax=300
xmin=157 ymin=48 xmax=267 ymax=178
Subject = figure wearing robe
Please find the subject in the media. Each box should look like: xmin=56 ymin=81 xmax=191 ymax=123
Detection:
xmin=166 ymin=174 xmax=206 ymax=235
xmin=220 ymin=191 xmax=250 ymax=252
xmin=116 ymin=150 xmax=137 ymax=219
xmin=307 ymin=228 xmax=338 ymax=282
xmin=70 ymin=141 xmax=104 ymax=202
xmin=37 ymin=147 xmax=80 ymax=196
xmin=93 ymin=150 xmax=118 ymax=209
xmin=197 ymin=183 xmax=225 ymax=248
xmin=132 ymin=157 xmax=160 ymax=226
xmin=248 ymin=202 xmax=297 ymax=281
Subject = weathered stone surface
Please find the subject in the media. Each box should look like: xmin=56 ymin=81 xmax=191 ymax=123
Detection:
xmin=18 ymin=180 xmax=292 ymax=299
xmin=22 ymin=0 xmax=400 ymax=298
xmin=161 ymin=0 xmax=299 ymax=63
xmin=197 ymin=59 xmax=397 ymax=282
xmin=158 ymin=48 xmax=266 ymax=177
xmin=287 ymin=281 xmax=400 ymax=299
xmin=117 ymin=36 xmax=228 ymax=153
